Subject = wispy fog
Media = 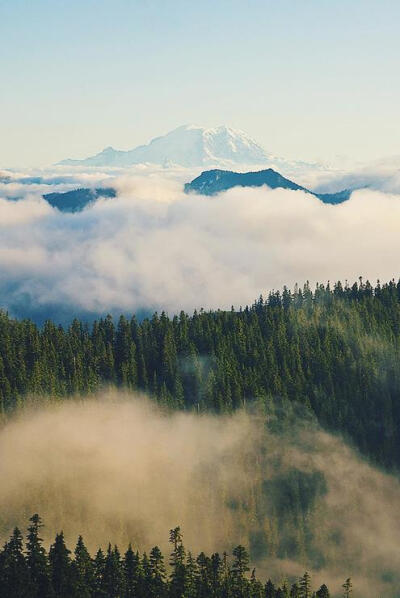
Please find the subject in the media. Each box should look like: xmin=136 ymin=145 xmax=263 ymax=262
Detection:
xmin=1 ymin=394 xmax=400 ymax=596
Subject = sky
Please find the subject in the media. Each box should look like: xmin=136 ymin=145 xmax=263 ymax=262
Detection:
xmin=1 ymin=0 xmax=400 ymax=167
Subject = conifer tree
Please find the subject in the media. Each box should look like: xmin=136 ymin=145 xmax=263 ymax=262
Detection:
xmin=210 ymin=553 xmax=222 ymax=598
xmin=141 ymin=552 xmax=152 ymax=598
xmin=342 ymin=578 xmax=352 ymax=598
xmin=265 ymin=579 xmax=276 ymax=598
xmin=221 ymin=551 xmax=231 ymax=598
xmin=25 ymin=515 xmax=54 ymax=598
xmin=299 ymin=572 xmax=311 ymax=598
xmin=123 ymin=544 xmax=141 ymax=598
xmin=316 ymin=584 xmax=330 ymax=598
xmin=0 ymin=527 xmax=30 ymax=598
xmin=49 ymin=532 xmax=72 ymax=598
xmin=249 ymin=568 xmax=263 ymax=598
xmin=196 ymin=551 xmax=212 ymax=598
xmin=185 ymin=552 xmax=198 ymax=598
xmin=169 ymin=527 xmax=186 ymax=598
xmin=72 ymin=535 xmax=95 ymax=598
xmin=149 ymin=546 xmax=167 ymax=598
xmin=290 ymin=583 xmax=300 ymax=598
xmin=102 ymin=544 xmax=124 ymax=598
xmin=93 ymin=548 xmax=106 ymax=598
xmin=231 ymin=545 xmax=250 ymax=598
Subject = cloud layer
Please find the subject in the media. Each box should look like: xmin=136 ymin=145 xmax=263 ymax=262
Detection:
xmin=1 ymin=166 xmax=400 ymax=322
xmin=1 ymin=394 xmax=400 ymax=596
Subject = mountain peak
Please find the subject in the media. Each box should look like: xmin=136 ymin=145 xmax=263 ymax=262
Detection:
xmin=184 ymin=168 xmax=304 ymax=196
xmin=58 ymin=125 xmax=271 ymax=168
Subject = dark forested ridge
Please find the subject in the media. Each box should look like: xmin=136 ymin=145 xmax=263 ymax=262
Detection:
xmin=43 ymin=187 xmax=116 ymax=212
xmin=184 ymin=168 xmax=351 ymax=204
xmin=0 ymin=515 xmax=345 ymax=598
xmin=1 ymin=278 xmax=400 ymax=468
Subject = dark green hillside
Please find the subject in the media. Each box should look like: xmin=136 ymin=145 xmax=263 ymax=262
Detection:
xmin=1 ymin=278 xmax=400 ymax=468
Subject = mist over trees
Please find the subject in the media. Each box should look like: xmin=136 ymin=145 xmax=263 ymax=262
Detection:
xmin=1 ymin=278 xmax=400 ymax=468
xmin=0 ymin=516 xmax=342 ymax=598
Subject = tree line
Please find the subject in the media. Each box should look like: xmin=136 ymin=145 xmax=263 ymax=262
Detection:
xmin=0 ymin=515 xmax=349 ymax=598
xmin=1 ymin=278 xmax=400 ymax=467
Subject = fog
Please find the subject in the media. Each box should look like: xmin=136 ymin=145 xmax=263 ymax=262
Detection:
xmin=1 ymin=393 xmax=400 ymax=596
xmin=1 ymin=166 xmax=400 ymax=323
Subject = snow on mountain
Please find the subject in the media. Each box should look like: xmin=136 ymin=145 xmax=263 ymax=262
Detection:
xmin=58 ymin=125 xmax=291 ymax=169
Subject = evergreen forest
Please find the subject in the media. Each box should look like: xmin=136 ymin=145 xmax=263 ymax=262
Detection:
xmin=1 ymin=278 xmax=400 ymax=469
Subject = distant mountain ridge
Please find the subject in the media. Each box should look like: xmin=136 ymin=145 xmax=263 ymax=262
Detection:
xmin=58 ymin=124 xmax=316 ymax=170
xmin=42 ymin=168 xmax=351 ymax=212
xmin=43 ymin=187 xmax=116 ymax=212
xmin=185 ymin=168 xmax=351 ymax=204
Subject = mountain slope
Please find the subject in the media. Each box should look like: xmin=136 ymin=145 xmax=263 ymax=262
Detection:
xmin=59 ymin=125 xmax=275 ymax=168
xmin=184 ymin=168 xmax=351 ymax=204
xmin=0 ymin=279 xmax=399 ymax=470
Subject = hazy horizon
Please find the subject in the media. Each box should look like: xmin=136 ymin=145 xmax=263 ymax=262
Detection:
xmin=2 ymin=0 xmax=400 ymax=168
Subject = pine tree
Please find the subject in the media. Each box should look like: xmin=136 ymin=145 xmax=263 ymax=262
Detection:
xmin=169 ymin=527 xmax=186 ymax=598
xmin=210 ymin=553 xmax=222 ymax=598
xmin=196 ymin=551 xmax=211 ymax=598
xmin=25 ymin=514 xmax=54 ymax=598
xmin=221 ymin=551 xmax=231 ymax=598
xmin=231 ymin=545 xmax=250 ymax=598
xmin=265 ymin=579 xmax=276 ymax=598
xmin=299 ymin=572 xmax=311 ymax=598
xmin=102 ymin=544 xmax=124 ymax=598
xmin=185 ymin=552 xmax=198 ymax=598
xmin=290 ymin=583 xmax=300 ymax=598
xmin=149 ymin=546 xmax=166 ymax=598
xmin=93 ymin=548 xmax=106 ymax=598
xmin=249 ymin=568 xmax=263 ymax=598
xmin=278 ymin=582 xmax=290 ymax=598
xmin=0 ymin=527 xmax=30 ymax=598
xmin=140 ymin=552 xmax=152 ymax=598
xmin=49 ymin=532 xmax=72 ymax=598
xmin=123 ymin=544 xmax=141 ymax=598
xmin=342 ymin=578 xmax=352 ymax=598
xmin=72 ymin=535 xmax=95 ymax=598
xmin=316 ymin=584 xmax=330 ymax=598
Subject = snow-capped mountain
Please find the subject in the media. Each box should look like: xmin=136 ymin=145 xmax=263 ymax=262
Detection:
xmin=59 ymin=125 xmax=276 ymax=168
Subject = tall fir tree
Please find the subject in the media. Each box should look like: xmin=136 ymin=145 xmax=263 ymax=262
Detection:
xmin=25 ymin=514 xmax=54 ymax=598
xmin=49 ymin=532 xmax=73 ymax=598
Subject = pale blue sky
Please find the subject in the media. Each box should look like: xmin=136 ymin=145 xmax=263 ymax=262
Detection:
xmin=1 ymin=0 xmax=400 ymax=167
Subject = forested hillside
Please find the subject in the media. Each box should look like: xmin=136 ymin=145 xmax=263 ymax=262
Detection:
xmin=1 ymin=278 xmax=400 ymax=468
xmin=0 ymin=515 xmax=343 ymax=598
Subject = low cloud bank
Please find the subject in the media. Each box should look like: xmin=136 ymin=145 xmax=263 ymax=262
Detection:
xmin=296 ymin=160 xmax=400 ymax=194
xmin=0 ymin=167 xmax=400 ymax=322
xmin=1 ymin=394 xmax=400 ymax=596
